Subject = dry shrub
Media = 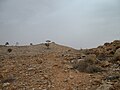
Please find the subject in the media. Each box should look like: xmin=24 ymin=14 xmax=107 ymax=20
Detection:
xmin=72 ymin=59 xmax=102 ymax=73
xmin=30 ymin=43 xmax=33 ymax=45
xmin=104 ymin=42 xmax=110 ymax=46
xmin=5 ymin=42 xmax=9 ymax=46
xmin=97 ymin=53 xmax=106 ymax=60
xmin=73 ymin=60 xmax=88 ymax=72
xmin=7 ymin=48 xmax=12 ymax=53
xmin=45 ymin=43 xmax=50 ymax=49
xmin=84 ymin=54 xmax=97 ymax=64
xmin=86 ymin=65 xmax=102 ymax=73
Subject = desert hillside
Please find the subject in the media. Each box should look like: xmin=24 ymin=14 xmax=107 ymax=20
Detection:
xmin=0 ymin=41 xmax=120 ymax=90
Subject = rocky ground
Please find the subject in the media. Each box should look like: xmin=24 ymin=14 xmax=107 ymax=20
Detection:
xmin=0 ymin=41 xmax=120 ymax=90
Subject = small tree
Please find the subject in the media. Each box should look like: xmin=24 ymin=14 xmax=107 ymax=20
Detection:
xmin=5 ymin=42 xmax=9 ymax=46
xmin=30 ymin=43 xmax=33 ymax=45
xmin=45 ymin=40 xmax=51 ymax=49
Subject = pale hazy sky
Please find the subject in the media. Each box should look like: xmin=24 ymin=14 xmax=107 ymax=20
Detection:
xmin=0 ymin=0 xmax=120 ymax=48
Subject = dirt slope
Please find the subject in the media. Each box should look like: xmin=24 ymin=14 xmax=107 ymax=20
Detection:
xmin=0 ymin=41 xmax=120 ymax=90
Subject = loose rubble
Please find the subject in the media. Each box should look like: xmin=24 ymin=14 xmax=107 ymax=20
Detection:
xmin=0 ymin=41 xmax=120 ymax=90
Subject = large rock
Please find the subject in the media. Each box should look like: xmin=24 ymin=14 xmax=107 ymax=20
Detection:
xmin=114 ymin=48 xmax=120 ymax=61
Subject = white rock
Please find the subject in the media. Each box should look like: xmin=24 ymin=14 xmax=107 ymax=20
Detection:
xmin=3 ymin=82 xmax=10 ymax=87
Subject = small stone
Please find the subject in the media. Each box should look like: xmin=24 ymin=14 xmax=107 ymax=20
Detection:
xmin=64 ymin=69 xmax=68 ymax=72
xmin=39 ymin=87 xmax=42 ymax=89
xmin=32 ymin=88 xmax=35 ymax=90
xmin=66 ymin=65 xmax=73 ymax=69
xmin=101 ymin=61 xmax=110 ymax=67
xmin=105 ymin=75 xmax=120 ymax=81
xmin=69 ymin=75 xmax=74 ymax=79
xmin=53 ymin=64 xmax=58 ymax=67
xmin=48 ymin=85 xmax=51 ymax=88
xmin=92 ymin=79 xmax=101 ymax=85
xmin=28 ymin=68 xmax=34 ymax=71
xmin=43 ymin=80 xmax=48 ymax=84
xmin=42 ymin=89 xmax=47 ymax=90
xmin=88 ymin=74 xmax=93 ymax=77
xmin=64 ymin=79 xmax=68 ymax=82
xmin=44 ymin=75 xmax=49 ymax=79
xmin=96 ymin=84 xmax=112 ymax=90
xmin=37 ymin=60 xmax=42 ymax=64
xmin=3 ymin=82 xmax=10 ymax=87
xmin=51 ymin=85 xmax=55 ymax=88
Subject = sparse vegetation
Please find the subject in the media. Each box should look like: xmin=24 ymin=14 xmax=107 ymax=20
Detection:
xmin=86 ymin=65 xmax=102 ymax=73
xmin=7 ymin=48 xmax=12 ymax=53
xmin=5 ymin=42 xmax=9 ymax=46
xmin=30 ymin=43 xmax=33 ymax=45
xmin=0 ymin=40 xmax=120 ymax=90
xmin=84 ymin=54 xmax=97 ymax=64
xmin=73 ymin=60 xmax=88 ymax=72
xmin=45 ymin=40 xmax=51 ymax=49
xmin=104 ymin=42 xmax=110 ymax=46
xmin=72 ymin=59 xmax=102 ymax=73
xmin=45 ymin=43 xmax=50 ymax=49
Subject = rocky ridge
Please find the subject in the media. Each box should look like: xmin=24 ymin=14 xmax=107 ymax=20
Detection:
xmin=0 ymin=41 xmax=120 ymax=90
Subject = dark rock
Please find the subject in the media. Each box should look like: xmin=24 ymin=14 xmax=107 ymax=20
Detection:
xmin=1 ymin=77 xmax=15 ymax=83
xmin=105 ymin=75 xmax=120 ymax=81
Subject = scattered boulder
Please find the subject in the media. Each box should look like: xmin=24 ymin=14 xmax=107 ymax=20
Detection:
xmin=105 ymin=75 xmax=120 ymax=81
xmin=100 ymin=61 xmax=111 ymax=67
xmin=114 ymin=48 xmax=120 ymax=61
xmin=2 ymin=82 xmax=10 ymax=87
